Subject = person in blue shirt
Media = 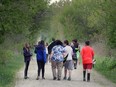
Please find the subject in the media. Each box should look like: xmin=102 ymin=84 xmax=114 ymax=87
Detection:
xmin=35 ymin=40 xmax=46 ymax=80
xmin=50 ymin=40 xmax=65 ymax=80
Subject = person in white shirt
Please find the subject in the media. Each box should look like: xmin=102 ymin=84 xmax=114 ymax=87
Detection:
xmin=45 ymin=43 xmax=48 ymax=63
xmin=63 ymin=40 xmax=74 ymax=81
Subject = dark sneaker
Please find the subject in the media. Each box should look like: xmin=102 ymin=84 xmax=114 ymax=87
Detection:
xmin=36 ymin=76 xmax=39 ymax=80
xmin=42 ymin=77 xmax=45 ymax=79
xmin=53 ymin=77 xmax=56 ymax=80
xmin=83 ymin=78 xmax=86 ymax=81
xmin=67 ymin=77 xmax=71 ymax=81
xmin=24 ymin=76 xmax=29 ymax=79
xmin=87 ymin=80 xmax=90 ymax=82
xmin=63 ymin=77 xmax=67 ymax=80
xmin=57 ymin=78 xmax=61 ymax=81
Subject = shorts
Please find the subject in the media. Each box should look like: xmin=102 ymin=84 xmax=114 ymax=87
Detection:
xmin=64 ymin=60 xmax=74 ymax=70
xmin=83 ymin=63 xmax=93 ymax=69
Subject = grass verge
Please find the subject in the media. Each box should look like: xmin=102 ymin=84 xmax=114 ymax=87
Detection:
xmin=0 ymin=52 xmax=23 ymax=87
xmin=94 ymin=56 xmax=116 ymax=83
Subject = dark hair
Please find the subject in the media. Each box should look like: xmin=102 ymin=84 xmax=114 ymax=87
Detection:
xmin=64 ymin=40 xmax=69 ymax=45
xmin=38 ymin=41 xmax=41 ymax=45
xmin=72 ymin=39 xmax=79 ymax=48
xmin=85 ymin=40 xmax=90 ymax=45
xmin=40 ymin=40 xmax=45 ymax=46
xmin=56 ymin=40 xmax=63 ymax=45
xmin=72 ymin=39 xmax=77 ymax=43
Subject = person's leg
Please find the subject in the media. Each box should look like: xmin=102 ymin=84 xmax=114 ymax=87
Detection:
xmin=57 ymin=62 xmax=63 ymax=80
xmin=24 ymin=61 xmax=30 ymax=79
xmin=63 ymin=61 xmax=67 ymax=80
xmin=63 ymin=68 xmax=67 ymax=80
xmin=74 ymin=59 xmax=77 ymax=69
xmin=67 ymin=70 xmax=72 ymax=81
xmin=67 ymin=60 xmax=73 ymax=81
xmin=46 ymin=54 xmax=48 ymax=63
xmin=86 ymin=64 xmax=92 ymax=82
xmin=36 ymin=60 xmax=41 ymax=80
xmin=51 ymin=61 xmax=57 ymax=80
xmin=83 ymin=64 xmax=87 ymax=81
xmin=42 ymin=61 xmax=45 ymax=79
xmin=87 ymin=69 xmax=91 ymax=82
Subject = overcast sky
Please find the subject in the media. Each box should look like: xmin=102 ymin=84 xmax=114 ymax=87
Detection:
xmin=50 ymin=0 xmax=60 ymax=4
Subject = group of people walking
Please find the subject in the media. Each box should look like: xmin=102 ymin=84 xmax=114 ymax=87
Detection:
xmin=23 ymin=38 xmax=94 ymax=82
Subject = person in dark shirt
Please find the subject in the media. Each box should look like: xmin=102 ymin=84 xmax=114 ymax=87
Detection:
xmin=48 ymin=38 xmax=56 ymax=54
xmin=23 ymin=43 xmax=32 ymax=79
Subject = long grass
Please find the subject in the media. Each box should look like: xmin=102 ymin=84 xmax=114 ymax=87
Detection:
xmin=94 ymin=56 xmax=116 ymax=83
xmin=0 ymin=52 xmax=23 ymax=87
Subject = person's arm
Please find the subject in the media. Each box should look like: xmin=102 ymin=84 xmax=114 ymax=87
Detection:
xmin=78 ymin=45 xmax=81 ymax=52
xmin=80 ymin=48 xmax=84 ymax=64
xmin=49 ymin=51 xmax=54 ymax=63
xmin=92 ymin=48 xmax=94 ymax=59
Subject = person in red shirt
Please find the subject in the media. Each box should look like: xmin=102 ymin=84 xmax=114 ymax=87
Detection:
xmin=81 ymin=41 xmax=94 ymax=82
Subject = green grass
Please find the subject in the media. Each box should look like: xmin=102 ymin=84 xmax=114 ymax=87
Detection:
xmin=94 ymin=56 xmax=116 ymax=83
xmin=0 ymin=53 xmax=23 ymax=87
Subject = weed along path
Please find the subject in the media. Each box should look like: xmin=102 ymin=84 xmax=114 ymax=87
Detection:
xmin=15 ymin=58 xmax=116 ymax=87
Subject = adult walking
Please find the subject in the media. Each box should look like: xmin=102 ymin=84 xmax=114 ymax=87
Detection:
xmin=48 ymin=38 xmax=56 ymax=62
xmin=81 ymin=41 xmax=94 ymax=82
xmin=50 ymin=40 xmax=65 ymax=80
xmin=23 ymin=43 xmax=32 ymax=79
xmin=63 ymin=40 xmax=74 ymax=81
xmin=34 ymin=40 xmax=46 ymax=80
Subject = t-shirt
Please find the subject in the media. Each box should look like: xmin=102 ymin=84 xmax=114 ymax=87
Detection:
xmin=81 ymin=46 xmax=94 ymax=64
xmin=64 ymin=45 xmax=73 ymax=60
xmin=46 ymin=46 xmax=48 ymax=54
xmin=51 ymin=45 xmax=65 ymax=62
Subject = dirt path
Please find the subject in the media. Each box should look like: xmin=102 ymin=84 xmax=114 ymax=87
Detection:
xmin=15 ymin=58 xmax=116 ymax=87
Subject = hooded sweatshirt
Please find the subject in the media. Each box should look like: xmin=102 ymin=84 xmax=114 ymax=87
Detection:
xmin=34 ymin=44 xmax=46 ymax=63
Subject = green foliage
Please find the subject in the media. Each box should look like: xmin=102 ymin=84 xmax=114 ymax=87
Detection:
xmin=0 ymin=52 xmax=23 ymax=87
xmin=50 ymin=0 xmax=116 ymax=55
xmin=0 ymin=50 xmax=13 ymax=64
xmin=95 ymin=56 xmax=116 ymax=83
xmin=0 ymin=0 xmax=50 ymax=87
xmin=0 ymin=0 xmax=48 ymax=44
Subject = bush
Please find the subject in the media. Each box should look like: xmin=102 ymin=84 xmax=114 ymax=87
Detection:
xmin=0 ymin=52 xmax=23 ymax=87
xmin=95 ymin=56 xmax=116 ymax=83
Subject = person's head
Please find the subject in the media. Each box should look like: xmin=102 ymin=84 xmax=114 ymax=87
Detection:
xmin=25 ymin=43 xmax=30 ymax=48
xmin=85 ymin=40 xmax=90 ymax=46
xmin=64 ymin=40 xmax=69 ymax=46
xmin=72 ymin=39 xmax=77 ymax=43
xmin=56 ymin=40 xmax=63 ymax=46
xmin=46 ymin=42 xmax=48 ymax=46
xmin=40 ymin=40 xmax=45 ymax=46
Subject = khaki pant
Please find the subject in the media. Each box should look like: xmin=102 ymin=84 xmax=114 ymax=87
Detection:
xmin=51 ymin=61 xmax=63 ymax=79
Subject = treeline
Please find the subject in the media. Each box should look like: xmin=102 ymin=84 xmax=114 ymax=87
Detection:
xmin=49 ymin=0 xmax=116 ymax=57
xmin=0 ymin=0 xmax=50 ymax=87
xmin=48 ymin=0 xmax=116 ymax=82
xmin=0 ymin=0 xmax=50 ymax=64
